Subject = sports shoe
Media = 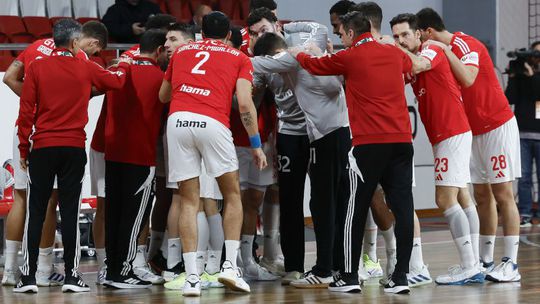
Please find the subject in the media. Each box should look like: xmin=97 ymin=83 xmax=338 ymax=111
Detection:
xmin=164 ymin=272 xmax=186 ymax=290
xmin=481 ymin=260 xmax=495 ymax=274
xmin=363 ymin=254 xmax=383 ymax=278
xmin=2 ymin=268 xmax=21 ymax=286
xmin=201 ymin=272 xmax=224 ymax=289
xmin=109 ymin=273 xmax=152 ymax=289
xmin=435 ymin=265 xmax=485 ymax=285
xmin=36 ymin=266 xmax=65 ymax=286
xmin=520 ymin=216 xmax=533 ymax=228
xmin=183 ymin=274 xmax=201 ymax=297
xmin=384 ymin=276 xmax=410 ymax=294
xmin=282 ymin=271 xmax=303 ymax=286
xmin=62 ymin=274 xmax=91 ymax=292
xmin=13 ymin=275 xmax=38 ymax=293
xmin=148 ymin=250 xmax=168 ymax=274
xmin=358 ymin=263 xmax=370 ymax=282
xmin=218 ymin=260 xmax=251 ymax=292
xmin=379 ymin=274 xmax=392 ymax=287
xmin=385 ymin=249 xmax=397 ymax=276
xmin=259 ymin=256 xmax=286 ymax=276
xmin=290 ymin=270 xmax=333 ymax=289
xmin=485 ymin=258 xmax=521 ymax=282
xmin=407 ymin=264 xmax=433 ymax=287
xmin=162 ymin=262 xmax=185 ymax=282
xmin=328 ymin=273 xmax=361 ymax=293
xmin=134 ymin=265 xmax=165 ymax=285
xmin=243 ymin=262 xmax=280 ymax=281
xmin=96 ymin=265 xmax=109 ymax=285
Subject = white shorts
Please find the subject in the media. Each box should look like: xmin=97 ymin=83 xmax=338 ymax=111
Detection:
xmin=200 ymin=161 xmax=222 ymax=200
xmin=89 ymin=148 xmax=106 ymax=197
xmin=432 ymin=131 xmax=472 ymax=188
xmin=12 ymin=126 xmax=27 ymax=190
xmin=471 ymin=117 xmax=521 ymax=184
xmin=236 ymin=139 xmax=276 ymax=191
xmin=167 ymin=112 xmax=238 ymax=183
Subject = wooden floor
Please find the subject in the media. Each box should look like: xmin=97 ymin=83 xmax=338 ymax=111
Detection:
xmin=2 ymin=224 xmax=540 ymax=304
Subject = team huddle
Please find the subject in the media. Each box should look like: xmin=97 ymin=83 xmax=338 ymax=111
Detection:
xmin=1 ymin=0 xmax=522 ymax=298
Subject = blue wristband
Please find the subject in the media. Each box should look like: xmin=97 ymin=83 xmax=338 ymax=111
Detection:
xmin=249 ymin=134 xmax=262 ymax=149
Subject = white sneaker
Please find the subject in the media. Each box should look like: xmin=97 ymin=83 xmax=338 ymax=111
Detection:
xmin=407 ymin=265 xmax=432 ymax=287
xmin=36 ymin=267 xmax=64 ymax=286
xmin=290 ymin=270 xmax=333 ymax=289
xmin=259 ymin=256 xmax=285 ymax=276
xmin=435 ymin=265 xmax=485 ymax=285
xmin=282 ymin=271 xmax=303 ymax=286
xmin=2 ymin=268 xmax=21 ymax=286
xmin=243 ymin=262 xmax=280 ymax=281
xmin=363 ymin=254 xmax=383 ymax=278
xmin=96 ymin=265 xmax=109 ymax=285
xmin=183 ymin=274 xmax=201 ymax=297
xmin=134 ymin=265 xmax=165 ymax=285
xmin=480 ymin=259 xmax=495 ymax=274
xmin=386 ymin=249 xmax=397 ymax=277
xmin=486 ymin=258 xmax=521 ymax=282
xmin=358 ymin=264 xmax=370 ymax=282
xmin=218 ymin=260 xmax=250 ymax=292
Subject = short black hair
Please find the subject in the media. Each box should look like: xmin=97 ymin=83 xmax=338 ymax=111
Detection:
xmin=416 ymin=7 xmax=446 ymax=31
xmin=247 ymin=7 xmax=277 ymax=27
xmin=253 ymin=32 xmax=287 ymax=56
xmin=350 ymin=1 xmax=382 ymax=31
xmin=167 ymin=22 xmax=195 ymax=41
xmin=250 ymin=0 xmax=277 ymax=12
xmin=53 ymin=18 xmax=82 ymax=48
xmin=339 ymin=11 xmax=371 ymax=36
xmin=202 ymin=11 xmax=230 ymax=39
xmin=146 ymin=14 xmax=176 ymax=30
xmin=532 ymin=41 xmax=540 ymax=50
xmin=139 ymin=29 xmax=167 ymax=53
xmin=229 ymin=26 xmax=243 ymax=49
xmin=389 ymin=13 xmax=418 ymax=31
xmin=329 ymin=0 xmax=356 ymax=16
xmin=82 ymin=21 xmax=108 ymax=48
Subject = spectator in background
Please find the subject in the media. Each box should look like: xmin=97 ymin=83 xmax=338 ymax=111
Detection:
xmin=102 ymin=0 xmax=162 ymax=43
xmin=506 ymin=41 xmax=540 ymax=227
xmin=190 ymin=4 xmax=212 ymax=32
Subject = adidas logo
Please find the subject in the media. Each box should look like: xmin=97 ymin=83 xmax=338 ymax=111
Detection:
xmin=435 ymin=173 xmax=443 ymax=181
xmin=463 ymin=241 xmax=471 ymax=246
xmin=170 ymin=244 xmax=178 ymax=248
xmin=495 ymin=171 xmax=505 ymax=178
xmin=486 ymin=241 xmax=493 ymax=245
xmin=413 ymin=244 xmax=419 ymax=247
xmin=369 ymin=243 xmax=375 ymax=246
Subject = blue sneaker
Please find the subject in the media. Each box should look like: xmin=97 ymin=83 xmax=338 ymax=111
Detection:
xmin=486 ymin=258 xmax=521 ymax=282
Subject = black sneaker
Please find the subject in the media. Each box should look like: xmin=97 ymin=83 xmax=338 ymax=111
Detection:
xmin=149 ymin=250 xmax=168 ymax=274
xmin=520 ymin=216 xmax=533 ymax=228
xmin=110 ymin=273 xmax=152 ymax=289
xmin=328 ymin=272 xmax=361 ymax=293
xmin=13 ymin=275 xmax=38 ymax=293
xmin=162 ymin=262 xmax=185 ymax=282
xmin=62 ymin=275 xmax=91 ymax=293
xmin=383 ymin=274 xmax=410 ymax=294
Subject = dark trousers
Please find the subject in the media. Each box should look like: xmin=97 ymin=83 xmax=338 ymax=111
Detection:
xmin=105 ymin=161 xmax=154 ymax=279
xmin=309 ymin=127 xmax=351 ymax=277
xmin=277 ymin=132 xmax=310 ymax=273
xmin=342 ymin=143 xmax=414 ymax=282
xmin=518 ymin=138 xmax=540 ymax=217
xmin=21 ymin=147 xmax=86 ymax=279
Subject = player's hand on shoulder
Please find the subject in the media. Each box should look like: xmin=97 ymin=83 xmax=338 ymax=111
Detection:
xmin=251 ymin=148 xmax=268 ymax=170
xmin=288 ymin=46 xmax=304 ymax=58
xmin=118 ymin=56 xmax=133 ymax=65
xmin=378 ymin=35 xmax=395 ymax=45
xmin=424 ymin=39 xmax=448 ymax=50
xmin=304 ymin=42 xmax=324 ymax=56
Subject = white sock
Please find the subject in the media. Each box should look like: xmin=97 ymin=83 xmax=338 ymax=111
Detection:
xmin=240 ymin=235 xmax=255 ymax=266
xmin=167 ymin=238 xmax=181 ymax=269
xmin=96 ymin=248 xmax=106 ymax=269
xmin=160 ymin=230 xmax=169 ymax=257
xmin=148 ymin=230 xmax=164 ymax=259
xmin=196 ymin=251 xmax=207 ymax=275
xmin=409 ymin=237 xmax=424 ymax=269
xmin=4 ymin=240 xmax=21 ymax=271
xmin=197 ymin=212 xmax=209 ymax=253
xmin=454 ymin=235 xmax=476 ymax=269
xmin=463 ymin=205 xmax=480 ymax=264
xmin=206 ymin=250 xmax=221 ymax=274
xmin=503 ymin=235 xmax=519 ymax=263
xmin=207 ymin=214 xmax=224 ymax=251
xmin=363 ymin=228 xmax=378 ymax=261
xmin=381 ymin=225 xmax=396 ymax=251
xmin=225 ymin=240 xmax=240 ymax=268
xmin=133 ymin=245 xmax=147 ymax=268
xmin=479 ymin=235 xmax=496 ymax=264
xmin=37 ymin=247 xmax=54 ymax=273
xmin=444 ymin=204 xmax=475 ymax=269
xmin=262 ymin=202 xmax=280 ymax=261
xmin=183 ymin=252 xmax=198 ymax=277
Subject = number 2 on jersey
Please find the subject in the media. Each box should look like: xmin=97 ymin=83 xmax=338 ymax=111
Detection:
xmin=191 ymin=51 xmax=210 ymax=75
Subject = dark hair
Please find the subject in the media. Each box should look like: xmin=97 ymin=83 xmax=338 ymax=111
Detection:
xmin=53 ymin=18 xmax=82 ymax=48
xmin=81 ymin=21 xmax=108 ymax=48
xmin=531 ymin=41 xmax=540 ymax=50
xmin=329 ymin=0 xmax=356 ymax=16
xmin=246 ymin=7 xmax=277 ymax=27
xmin=253 ymin=32 xmax=287 ymax=56
xmin=250 ymin=0 xmax=277 ymax=12
xmin=146 ymin=14 xmax=176 ymax=30
xmin=139 ymin=29 xmax=167 ymax=53
xmin=202 ymin=11 xmax=230 ymax=39
xmin=167 ymin=22 xmax=195 ymax=40
xmin=416 ymin=7 xmax=445 ymax=31
xmin=339 ymin=11 xmax=371 ymax=36
xmin=349 ymin=2 xmax=382 ymax=31
xmin=229 ymin=26 xmax=243 ymax=49
xmin=389 ymin=13 xmax=418 ymax=31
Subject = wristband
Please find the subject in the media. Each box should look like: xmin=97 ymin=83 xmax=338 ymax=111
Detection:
xmin=249 ymin=134 xmax=262 ymax=149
